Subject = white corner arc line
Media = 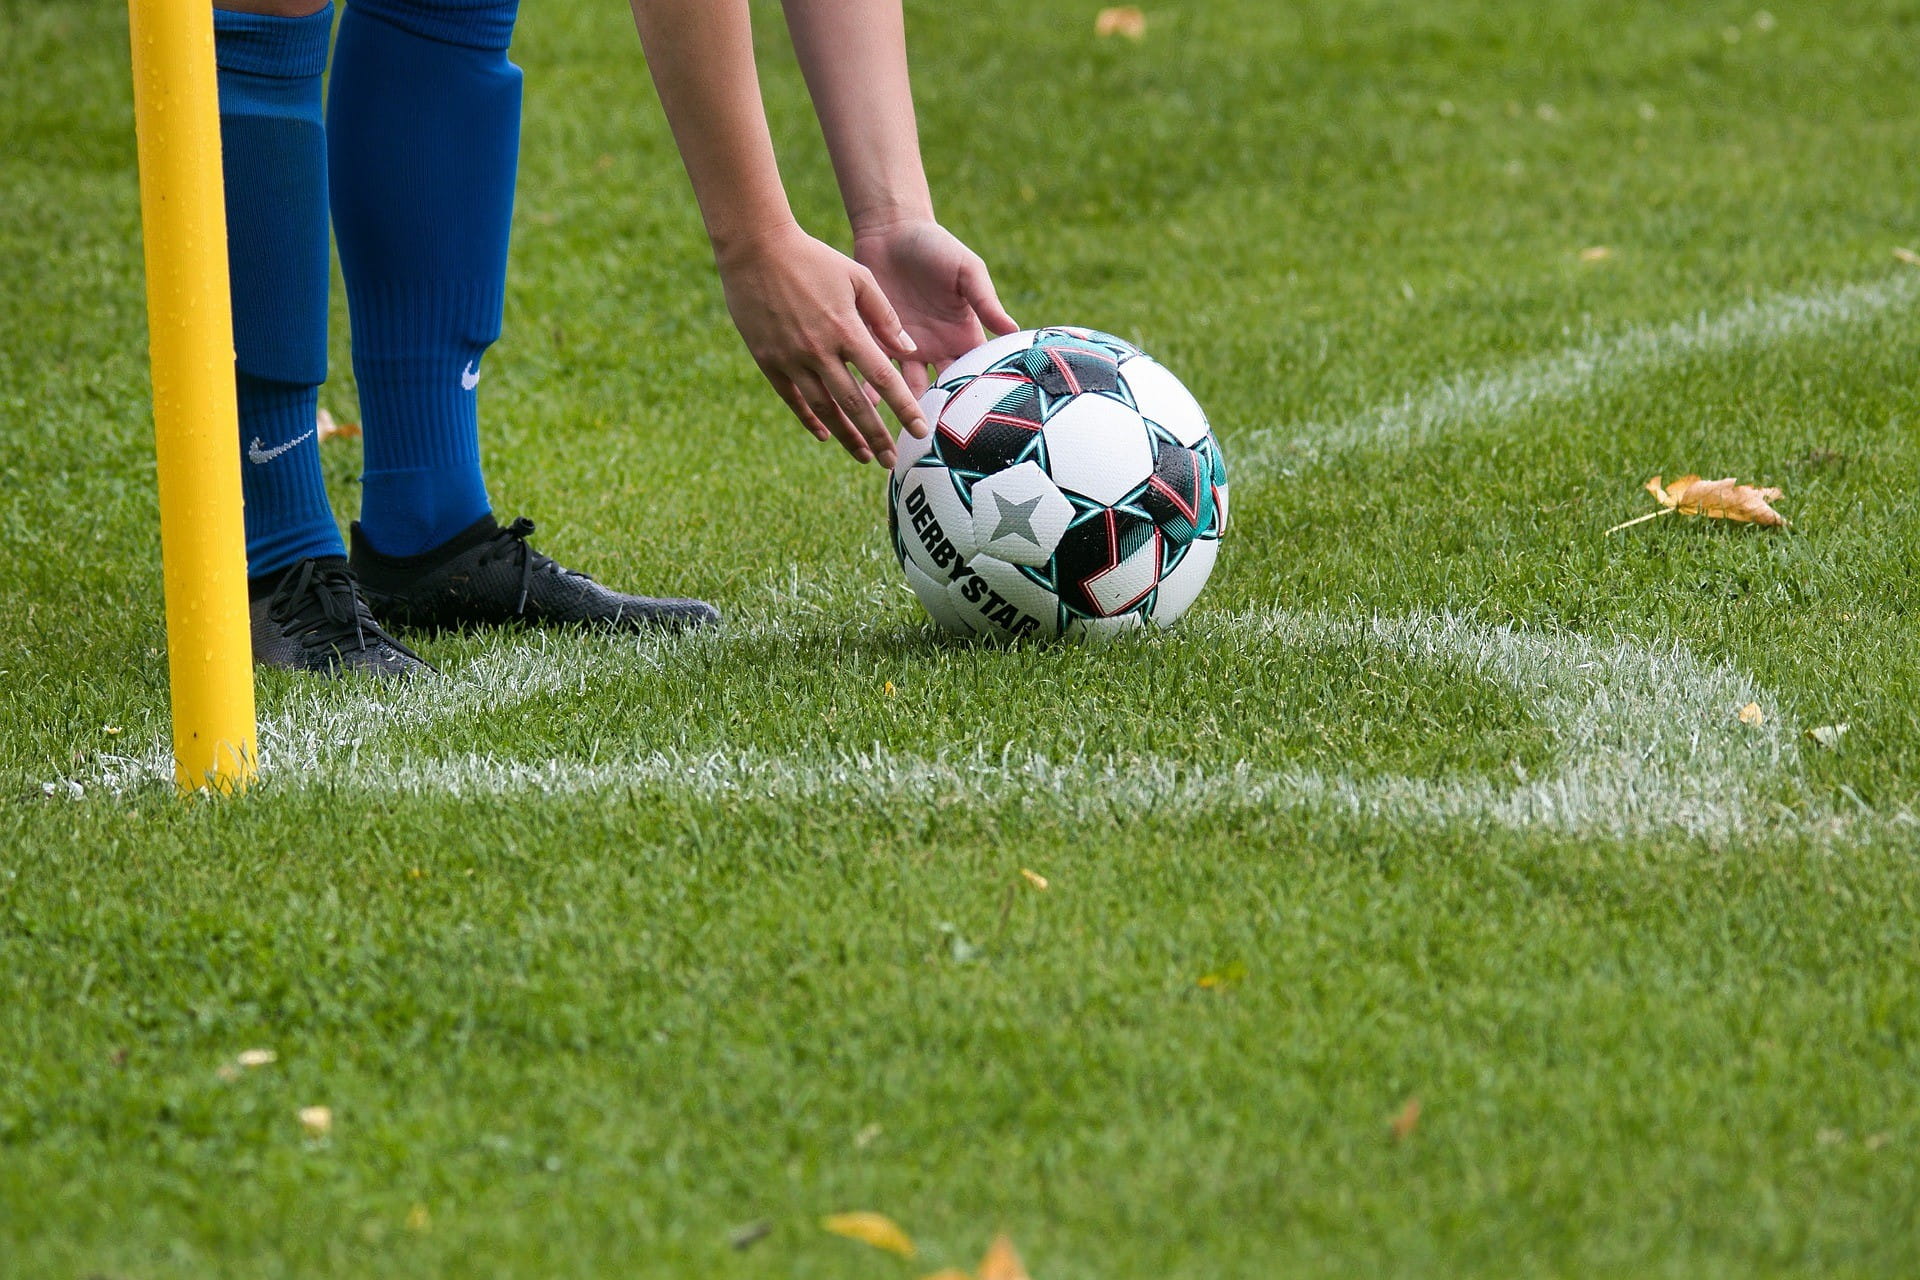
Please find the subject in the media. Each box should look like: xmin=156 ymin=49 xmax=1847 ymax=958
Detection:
xmin=86 ymin=609 xmax=1821 ymax=840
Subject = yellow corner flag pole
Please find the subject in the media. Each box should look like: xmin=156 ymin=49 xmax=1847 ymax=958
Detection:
xmin=127 ymin=0 xmax=257 ymax=792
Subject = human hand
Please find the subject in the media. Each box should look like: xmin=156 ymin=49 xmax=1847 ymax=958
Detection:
xmin=853 ymin=218 xmax=1019 ymax=396
xmin=717 ymin=221 xmax=927 ymax=466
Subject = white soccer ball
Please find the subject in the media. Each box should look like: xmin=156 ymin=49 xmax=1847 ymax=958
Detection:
xmin=888 ymin=327 xmax=1227 ymax=640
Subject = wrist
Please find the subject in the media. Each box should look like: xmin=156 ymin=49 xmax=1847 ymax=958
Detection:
xmin=710 ymin=215 xmax=807 ymax=270
xmin=849 ymin=199 xmax=937 ymax=242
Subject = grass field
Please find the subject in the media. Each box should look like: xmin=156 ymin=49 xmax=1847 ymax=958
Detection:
xmin=5 ymin=0 xmax=1920 ymax=1274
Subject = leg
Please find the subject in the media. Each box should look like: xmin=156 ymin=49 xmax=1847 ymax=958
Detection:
xmin=327 ymin=0 xmax=521 ymax=558
xmin=213 ymin=0 xmax=343 ymax=580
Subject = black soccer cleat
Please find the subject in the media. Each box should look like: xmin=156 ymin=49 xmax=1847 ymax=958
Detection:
xmin=250 ymin=557 xmax=434 ymax=679
xmin=348 ymin=514 xmax=722 ymax=634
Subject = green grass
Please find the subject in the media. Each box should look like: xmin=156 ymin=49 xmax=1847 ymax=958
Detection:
xmin=4 ymin=0 xmax=1920 ymax=1275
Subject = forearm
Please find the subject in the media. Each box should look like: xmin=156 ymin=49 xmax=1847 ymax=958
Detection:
xmin=780 ymin=0 xmax=933 ymax=233
xmin=628 ymin=0 xmax=797 ymax=261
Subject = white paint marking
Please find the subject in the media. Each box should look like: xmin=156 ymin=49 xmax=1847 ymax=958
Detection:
xmin=1240 ymin=273 xmax=1920 ymax=464
xmin=81 ymin=276 xmax=1920 ymax=840
xmin=89 ymin=610 xmax=1818 ymax=840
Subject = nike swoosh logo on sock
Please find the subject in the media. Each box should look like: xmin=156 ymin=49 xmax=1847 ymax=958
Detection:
xmin=461 ymin=361 xmax=481 ymax=391
xmin=248 ymin=429 xmax=316 ymax=465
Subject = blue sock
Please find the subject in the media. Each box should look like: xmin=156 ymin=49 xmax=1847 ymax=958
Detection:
xmin=215 ymin=5 xmax=346 ymax=579
xmin=328 ymin=0 xmax=521 ymax=557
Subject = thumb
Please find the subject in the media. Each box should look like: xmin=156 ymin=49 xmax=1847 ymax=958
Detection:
xmin=960 ymin=258 xmax=1019 ymax=336
xmin=853 ymin=270 xmax=918 ymax=360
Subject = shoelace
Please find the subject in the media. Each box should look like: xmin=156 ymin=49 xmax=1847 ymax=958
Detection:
xmin=478 ymin=516 xmax=589 ymax=614
xmin=267 ymin=560 xmax=370 ymax=653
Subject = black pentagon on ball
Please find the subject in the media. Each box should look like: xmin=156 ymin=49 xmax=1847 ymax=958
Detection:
xmin=1004 ymin=342 xmax=1124 ymax=397
xmin=1050 ymin=506 xmax=1158 ymax=618
xmin=1134 ymin=439 xmax=1210 ymax=549
xmin=934 ymin=378 xmax=1045 ymax=476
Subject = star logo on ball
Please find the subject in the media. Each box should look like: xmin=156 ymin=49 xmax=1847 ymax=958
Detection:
xmin=985 ymin=490 xmax=1044 ymax=546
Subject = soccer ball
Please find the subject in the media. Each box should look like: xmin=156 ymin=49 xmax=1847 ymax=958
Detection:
xmin=888 ymin=327 xmax=1228 ymax=640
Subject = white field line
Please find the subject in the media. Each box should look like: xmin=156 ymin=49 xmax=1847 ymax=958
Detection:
xmin=80 ymin=275 xmax=1920 ymax=837
xmin=90 ymin=609 xmax=1817 ymax=840
xmin=1243 ymin=272 xmax=1920 ymax=462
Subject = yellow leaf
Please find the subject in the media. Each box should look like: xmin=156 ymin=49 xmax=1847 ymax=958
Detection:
xmin=978 ymin=1234 xmax=1031 ymax=1280
xmin=298 ymin=1105 xmax=332 ymax=1138
xmin=1738 ymin=702 xmax=1764 ymax=726
xmin=884 ymin=680 xmax=897 ymax=697
xmin=405 ymin=1204 xmax=430 ymax=1232
xmin=823 ymin=1212 xmax=916 ymax=1258
xmin=920 ymin=1272 xmax=973 ymax=1280
xmin=1578 ymin=245 xmax=1612 ymax=262
xmin=1019 ymin=868 xmax=1049 ymax=891
xmin=1095 ymin=6 xmax=1146 ymax=39
xmin=1197 ymin=961 xmax=1247 ymax=990
xmin=1896 ymin=247 xmax=1920 ymax=266
xmin=1607 ymin=474 xmax=1788 ymax=533
xmin=1390 ymin=1096 xmax=1422 ymax=1141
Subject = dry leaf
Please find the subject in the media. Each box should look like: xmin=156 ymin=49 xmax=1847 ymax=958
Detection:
xmin=316 ymin=407 xmax=361 ymax=442
xmin=1197 ymin=961 xmax=1247 ymax=990
xmin=1807 ymin=723 xmax=1849 ymax=749
xmin=823 ymin=1212 xmax=916 ymax=1258
xmin=1019 ymin=868 xmax=1049 ymax=891
xmin=854 ymin=1122 xmax=884 ymax=1149
xmin=920 ymin=1271 xmax=974 ymax=1280
xmin=979 ymin=1234 xmax=1031 ymax=1280
xmin=236 ymin=1048 xmax=277 ymax=1068
xmin=1738 ymin=703 xmax=1764 ymax=727
xmin=1607 ymin=474 xmax=1788 ymax=533
xmin=1896 ymin=247 xmax=1920 ymax=266
xmin=1578 ymin=245 xmax=1613 ymax=262
xmin=1095 ymin=6 xmax=1146 ymax=39
xmin=405 ymin=1204 xmax=431 ymax=1233
xmin=1390 ymin=1096 xmax=1422 ymax=1141
xmin=298 ymin=1105 xmax=332 ymax=1138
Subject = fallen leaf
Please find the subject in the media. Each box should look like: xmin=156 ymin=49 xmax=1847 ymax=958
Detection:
xmin=1896 ymin=247 xmax=1920 ymax=266
xmin=316 ymin=407 xmax=361 ymax=442
xmin=823 ymin=1212 xmax=916 ymax=1258
xmin=405 ymin=1204 xmax=430 ymax=1233
xmin=854 ymin=1122 xmax=884 ymax=1149
xmin=1019 ymin=868 xmax=1049 ymax=891
xmin=884 ymin=680 xmax=897 ymax=697
xmin=728 ymin=1220 xmax=773 ymax=1251
xmin=979 ymin=1234 xmax=1031 ymax=1280
xmin=298 ymin=1105 xmax=333 ymax=1138
xmin=1607 ymin=474 xmax=1788 ymax=534
xmin=1390 ymin=1096 xmax=1422 ymax=1141
xmin=1197 ymin=961 xmax=1247 ymax=990
xmin=1807 ymin=723 xmax=1849 ymax=749
xmin=1818 ymin=1126 xmax=1846 ymax=1145
xmin=1095 ymin=6 xmax=1146 ymax=39
xmin=1578 ymin=245 xmax=1612 ymax=262
xmin=1866 ymin=1132 xmax=1892 ymax=1151
xmin=919 ymin=1271 xmax=973 ymax=1280
xmin=237 ymin=1048 xmax=277 ymax=1068
xmin=1738 ymin=702 xmax=1764 ymax=727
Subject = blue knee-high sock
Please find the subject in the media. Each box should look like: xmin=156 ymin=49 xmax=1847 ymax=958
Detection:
xmin=327 ymin=0 xmax=521 ymax=557
xmin=215 ymin=5 xmax=346 ymax=580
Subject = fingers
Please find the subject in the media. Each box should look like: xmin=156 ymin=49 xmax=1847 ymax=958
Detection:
xmin=790 ymin=369 xmax=873 ymax=462
xmin=960 ymin=257 xmax=1020 ymax=336
xmin=853 ymin=270 xmax=918 ymax=361
xmin=772 ymin=376 xmax=833 ymax=442
xmin=820 ymin=359 xmax=900 ymax=467
xmin=849 ymin=340 xmax=929 ymax=442
xmin=904 ymin=360 xmax=932 ymax=398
